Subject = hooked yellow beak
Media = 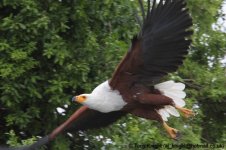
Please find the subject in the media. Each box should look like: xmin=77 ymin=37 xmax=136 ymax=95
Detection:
xmin=73 ymin=95 xmax=87 ymax=103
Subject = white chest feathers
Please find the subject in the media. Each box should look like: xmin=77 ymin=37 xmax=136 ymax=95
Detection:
xmin=81 ymin=81 xmax=127 ymax=113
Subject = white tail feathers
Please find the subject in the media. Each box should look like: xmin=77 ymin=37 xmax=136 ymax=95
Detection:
xmin=154 ymin=80 xmax=186 ymax=121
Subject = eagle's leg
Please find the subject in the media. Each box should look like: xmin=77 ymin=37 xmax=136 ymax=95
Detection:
xmin=163 ymin=122 xmax=180 ymax=139
xmin=130 ymin=108 xmax=180 ymax=140
xmin=175 ymin=105 xmax=194 ymax=118
xmin=152 ymin=88 xmax=194 ymax=118
xmin=134 ymin=92 xmax=194 ymax=118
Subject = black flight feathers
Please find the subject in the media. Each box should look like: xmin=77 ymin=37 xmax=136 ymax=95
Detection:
xmin=135 ymin=0 xmax=193 ymax=84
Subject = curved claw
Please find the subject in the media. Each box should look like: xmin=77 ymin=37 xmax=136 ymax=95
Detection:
xmin=163 ymin=122 xmax=181 ymax=140
xmin=175 ymin=106 xmax=194 ymax=118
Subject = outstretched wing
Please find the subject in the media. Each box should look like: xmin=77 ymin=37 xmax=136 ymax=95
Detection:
xmin=0 ymin=107 xmax=126 ymax=150
xmin=110 ymin=0 xmax=193 ymax=89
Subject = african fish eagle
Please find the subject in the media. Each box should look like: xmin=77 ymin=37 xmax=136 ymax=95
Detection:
xmin=1 ymin=0 xmax=193 ymax=149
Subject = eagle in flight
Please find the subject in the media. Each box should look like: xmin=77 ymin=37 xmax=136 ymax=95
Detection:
xmin=1 ymin=0 xmax=193 ymax=149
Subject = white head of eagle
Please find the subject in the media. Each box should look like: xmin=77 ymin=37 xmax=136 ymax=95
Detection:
xmin=74 ymin=81 xmax=127 ymax=113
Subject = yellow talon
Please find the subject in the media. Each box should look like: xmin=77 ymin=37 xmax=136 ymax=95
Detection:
xmin=175 ymin=105 xmax=194 ymax=118
xmin=163 ymin=122 xmax=180 ymax=140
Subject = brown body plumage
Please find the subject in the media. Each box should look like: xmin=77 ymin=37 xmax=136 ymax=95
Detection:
xmin=108 ymin=0 xmax=193 ymax=126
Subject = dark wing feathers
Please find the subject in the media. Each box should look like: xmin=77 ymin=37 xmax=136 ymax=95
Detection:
xmin=0 ymin=109 xmax=126 ymax=150
xmin=138 ymin=0 xmax=146 ymax=22
xmin=110 ymin=0 xmax=192 ymax=88
xmin=66 ymin=109 xmax=126 ymax=131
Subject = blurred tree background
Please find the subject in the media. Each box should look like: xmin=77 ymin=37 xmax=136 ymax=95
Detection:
xmin=0 ymin=0 xmax=225 ymax=149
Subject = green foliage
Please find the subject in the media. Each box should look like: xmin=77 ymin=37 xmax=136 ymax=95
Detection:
xmin=0 ymin=0 xmax=225 ymax=149
xmin=6 ymin=130 xmax=37 ymax=147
